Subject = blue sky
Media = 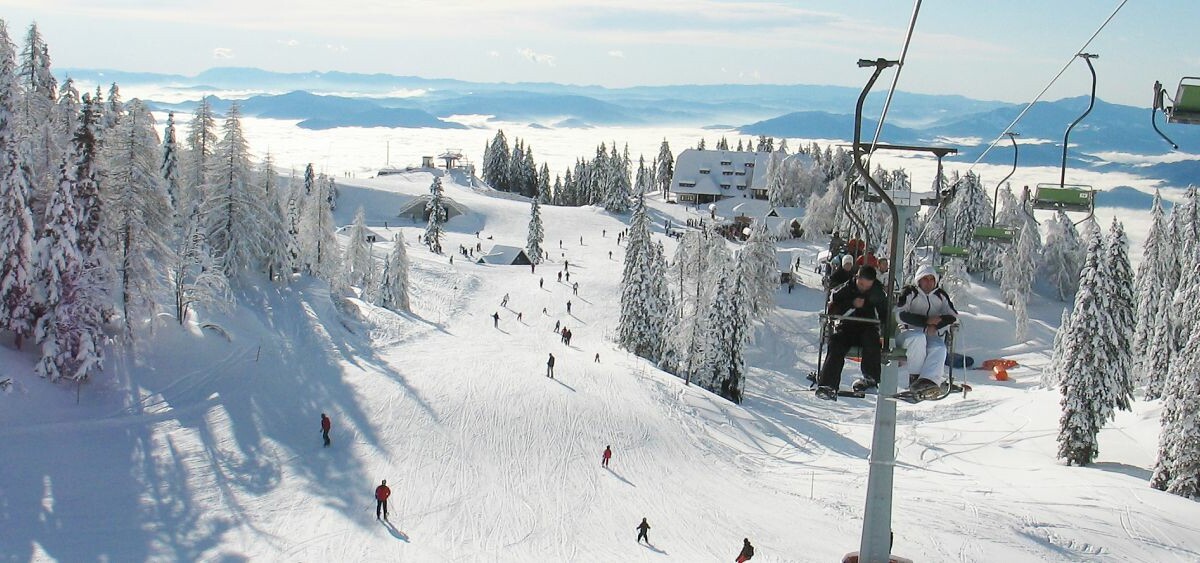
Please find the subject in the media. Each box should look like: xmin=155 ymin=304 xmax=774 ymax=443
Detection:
xmin=5 ymin=1 xmax=1198 ymax=106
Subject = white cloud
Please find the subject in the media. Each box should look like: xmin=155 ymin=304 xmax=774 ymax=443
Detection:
xmin=326 ymin=44 xmax=349 ymax=53
xmin=518 ymin=48 xmax=556 ymax=67
xmin=212 ymin=47 xmax=235 ymax=59
xmin=608 ymin=50 xmax=624 ymax=58
xmin=277 ymin=39 xmax=300 ymax=47
xmin=488 ymin=50 xmax=501 ymax=58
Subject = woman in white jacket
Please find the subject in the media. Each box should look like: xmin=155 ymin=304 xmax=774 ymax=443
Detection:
xmin=895 ymin=265 xmax=959 ymax=395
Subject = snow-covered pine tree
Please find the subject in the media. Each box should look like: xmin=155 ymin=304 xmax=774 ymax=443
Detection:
xmin=1169 ymin=186 xmax=1199 ymax=286
xmin=537 ymin=163 xmax=551 ymax=205
xmin=1151 ymin=261 xmax=1200 ymax=497
xmin=603 ymin=144 xmax=632 ymax=213
xmin=655 ymin=139 xmax=673 ymax=198
xmin=1042 ymin=211 xmax=1083 ymax=300
xmin=170 ymin=202 xmax=230 ymax=325
xmin=1009 ymin=221 xmax=1039 ymax=341
xmin=1102 ymin=219 xmax=1135 ymax=412
xmin=376 ymin=232 xmax=412 ymax=313
xmin=101 ymin=100 xmax=173 ymax=340
xmin=303 ymin=172 xmax=341 ymax=282
xmin=16 ymin=22 xmax=58 ymax=208
xmin=660 ymin=230 xmax=706 ymax=375
xmin=258 ymin=154 xmax=293 ymax=282
xmin=1134 ymin=191 xmax=1169 ymax=390
xmin=527 ymin=196 xmax=544 ymax=265
xmin=701 ymin=261 xmax=750 ymax=403
xmin=508 ymin=139 xmax=526 ymax=196
xmin=203 ymin=104 xmax=268 ymax=278
xmin=1143 ymin=290 xmax=1174 ymax=400
xmin=342 ymin=207 xmax=377 ymax=297
xmin=160 ymin=112 xmax=181 ymax=210
xmin=738 ymin=223 xmax=777 ymax=321
xmin=53 ymin=78 xmax=79 ymax=163
xmin=33 ymin=158 xmax=88 ymax=381
xmin=1043 ymin=308 xmax=1072 ymax=388
xmin=765 ymin=150 xmax=788 ymax=209
xmin=0 ymin=24 xmax=36 ymax=346
xmin=482 ymin=130 xmax=510 ymax=192
xmin=616 ymin=193 xmax=671 ymax=361
xmin=284 ymin=170 xmax=302 ymax=276
xmin=634 ymin=156 xmax=649 ymax=196
xmin=798 ymin=176 xmax=843 ymax=241
xmin=423 ymin=176 xmax=447 ymax=253
xmin=1055 ymin=228 xmax=1114 ymax=466
xmin=181 ymin=96 xmax=217 ymax=214
xmin=948 ymin=171 xmax=996 ymax=278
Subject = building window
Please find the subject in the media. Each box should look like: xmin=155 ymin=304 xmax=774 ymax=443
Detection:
xmin=720 ymin=160 xmax=732 ymax=165
xmin=735 ymin=171 xmax=746 ymax=176
xmin=736 ymin=184 xmax=746 ymax=190
xmin=699 ymin=169 xmax=710 ymax=174
xmin=721 ymin=184 xmax=731 ymax=190
xmin=722 ymin=171 xmax=734 ymax=176
xmin=679 ymin=181 xmax=696 ymax=188
xmin=745 ymin=163 xmax=754 ymax=168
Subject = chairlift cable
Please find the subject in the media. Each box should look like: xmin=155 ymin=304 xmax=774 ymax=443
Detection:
xmin=968 ymin=0 xmax=1129 ymax=170
xmin=865 ymin=0 xmax=923 ymax=174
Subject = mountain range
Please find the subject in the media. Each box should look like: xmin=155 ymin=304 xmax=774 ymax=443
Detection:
xmin=62 ymin=66 xmax=1200 ymax=189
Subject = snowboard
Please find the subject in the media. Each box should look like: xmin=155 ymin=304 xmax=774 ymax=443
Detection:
xmin=946 ymin=353 xmax=975 ymax=368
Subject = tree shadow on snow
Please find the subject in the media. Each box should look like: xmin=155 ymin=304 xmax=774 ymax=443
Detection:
xmin=1087 ymin=461 xmax=1152 ymax=480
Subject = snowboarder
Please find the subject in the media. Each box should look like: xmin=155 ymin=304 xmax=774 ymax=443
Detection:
xmin=896 ymin=264 xmax=959 ymax=399
xmin=815 ymin=265 xmax=887 ymax=399
xmin=501 ymin=293 xmax=509 ymax=307
xmin=375 ymin=480 xmax=391 ymax=520
xmin=547 ymin=353 xmax=555 ymax=378
xmin=736 ymin=538 xmax=755 ymax=562
xmin=636 ymin=518 xmax=650 ymax=544
xmin=572 ymin=282 xmax=579 ymax=295
xmin=566 ymin=300 xmax=573 ymax=314
xmin=321 ymin=413 xmax=331 ymax=447
xmin=602 ymin=445 xmax=612 ymax=467
xmin=492 ymin=311 xmax=500 ymax=328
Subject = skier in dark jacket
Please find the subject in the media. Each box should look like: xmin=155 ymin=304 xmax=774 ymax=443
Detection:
xmin=547 ymin=353 xmax=555 ymax=378
xmin=375 ymin=480 xmax=391 ymax=520
xmin=636 ymin=518 xmax=650 ymax=544
xmin=736 ymin=538 xmax=755 ymax=562
xmin=320 ymin=413 xmax=331 ymax=447
xmin=816 ymin=265 xmax=887 ymax=399
xmin=492 ymin=311 xmax=500 ymax=328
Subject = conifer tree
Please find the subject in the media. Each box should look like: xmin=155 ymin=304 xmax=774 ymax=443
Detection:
xmin=702 ymin=261 xmax=750 ymax=403
xmin=527 ymin=196 xmax=544 ymax=265
xmin=482 ymin=130 xmax=510 ymax=192
xmin=1102 ymin=219 xmax=1135 ymax=412
xmin=1055 ymin=228 xmax=1118 ymax=466
xmin=376 ymin=232 xmax=412 ymax=313
xmin=423 ymin=176 xmax=447 ymax=253
xmin=258 ymin=154 xmax=293 ymax=282
xmin=182 ymin=96 xmax=217 ymax=213
xmin=1133 ymin=191 xmax=1168 ymax=387
xmin=160 ymin=112 xmax=181 ymax=210
xmin=302 ymin=172 xmax=341 ymax=282
xmin=170 ymin=202 xmax=230 ymax=324
xmin=738 ymin=223 xmax=777 ymax=321
xmin=204 ymin=104 xmax=268 ymax=278
xmin=617 ymin=193 xmax=671 ymax=360
xmin=17 ymin=22 xmax=58 ymax=202
xmin=1043 ymin=308 xmax=1072 ymax=388
xmin=655 ymin=139 xmax=673 ymax=197
xmin=343 ymin=206 xmax=376 ymax=291
xmin=0 ymin=21 xmax=35 ymax=346
xmin=1151 ymin=261 xmax=1200 ymax=497
xmin=102 ymin=100 xmax=173 ymax=340
xmin=1143 ymin=290 xmax=1174 ymax=400
xmin=1042 ymin=211 xmax=1083 ymax=300
xmin=34 ymin=158 xmax=87 ymax=381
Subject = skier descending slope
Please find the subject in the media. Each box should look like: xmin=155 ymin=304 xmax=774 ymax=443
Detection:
xmin=375 ymin=480 xmax=391 ymax=520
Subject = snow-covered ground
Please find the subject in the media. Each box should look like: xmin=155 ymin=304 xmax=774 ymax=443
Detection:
xmin=2 ymin=170 xmax=1198 ymax=562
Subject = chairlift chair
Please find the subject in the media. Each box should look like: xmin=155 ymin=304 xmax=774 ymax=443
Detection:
xmin=971 ymin=225 xmax=1017 ymax=242
xmin=1031 ymin=183 xmax=1094 ymax=213
xmin=1165 ymin=77 xmax=1200 ymax=125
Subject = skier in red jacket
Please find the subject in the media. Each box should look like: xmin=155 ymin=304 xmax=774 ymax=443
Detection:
xmin=375 ymin=480 xmax=391 ymax=520
xmin=602 ymin=445 xmax=612 ymax=468
xmin=320 ymin=413 xmax=331 ymax=447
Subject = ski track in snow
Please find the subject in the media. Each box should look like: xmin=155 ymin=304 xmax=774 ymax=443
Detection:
xmin=1 ymin=170 xmax=1198 ymax=562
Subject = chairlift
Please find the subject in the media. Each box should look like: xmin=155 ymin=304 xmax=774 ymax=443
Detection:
xmin=1152 ymin=77 xmax=1200 ymax=149
xmin=1030 ymin=53 xmax=1099 ymax=226
xmin=972 ymin=132 xmax=1021 ymax=244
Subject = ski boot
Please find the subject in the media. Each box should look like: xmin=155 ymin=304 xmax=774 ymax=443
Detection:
xmin=815 ymin=386 xmax=838 ymax=401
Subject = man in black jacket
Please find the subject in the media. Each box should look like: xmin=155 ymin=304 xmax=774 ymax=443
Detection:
xmin=816 ymin=265 xmax=887 ymax=400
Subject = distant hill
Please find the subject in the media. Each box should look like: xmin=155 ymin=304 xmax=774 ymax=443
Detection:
xmin=739 ymin=111 xmax=919 ymax=144
xmin=1095 ymin=185 xmax=1172 ymax=209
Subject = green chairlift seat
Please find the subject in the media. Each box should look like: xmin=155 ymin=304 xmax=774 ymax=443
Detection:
xmin=1169 ymin=77 xmax=1200 ymax=125
xmin=972 ymin=226 xmax=1017 ymax=242
xmin=938 ymin=245 xmax=969 ymax=258
xmin=1031 ymin=183 xmax=1094 ymax=213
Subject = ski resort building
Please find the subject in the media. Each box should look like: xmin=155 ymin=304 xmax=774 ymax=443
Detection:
xmin=396 ymin=194 xmax=470 ymax=223
xmin=476 ymin=245 xmax=533 ymax=266
xmin=669 ymin=149 xmax=816 ymax=204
